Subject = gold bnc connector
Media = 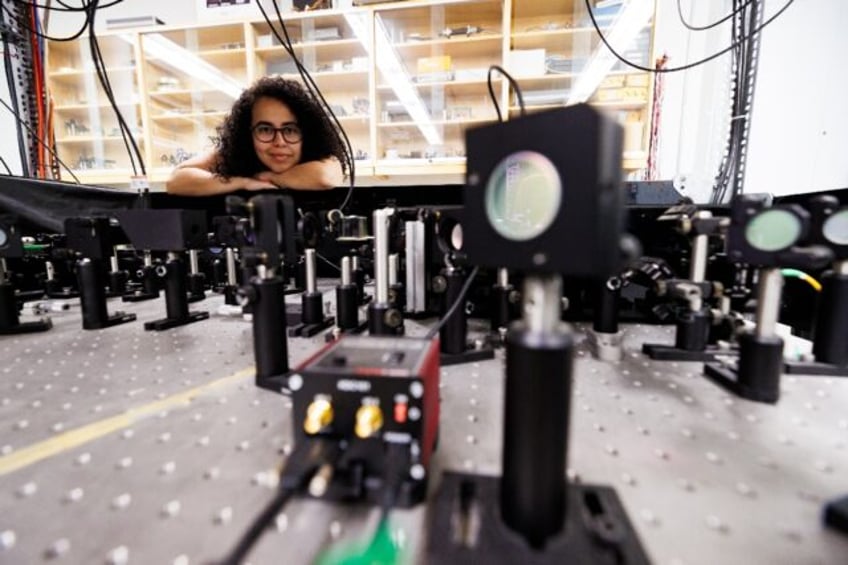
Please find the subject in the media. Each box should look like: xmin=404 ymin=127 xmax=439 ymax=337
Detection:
xmin=303 ymin=398 xmax=334 ymax=435
xmin=354 ymin=405 xmax=383 ymax=439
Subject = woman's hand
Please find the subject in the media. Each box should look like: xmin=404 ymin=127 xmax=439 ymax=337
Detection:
xmin=243 ymin=175 xmax=278 ymax=190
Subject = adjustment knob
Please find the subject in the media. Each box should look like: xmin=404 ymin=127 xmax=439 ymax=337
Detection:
xmin=354 ymin=405 xmax=383 ymax=439
xmin=304 ymin=398 xmax=334 ymax=435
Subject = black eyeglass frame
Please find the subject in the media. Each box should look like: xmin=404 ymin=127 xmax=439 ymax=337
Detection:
xmin=251 ymin=122 xmax=303 ymax=144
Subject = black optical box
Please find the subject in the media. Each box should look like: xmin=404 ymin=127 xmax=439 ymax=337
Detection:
xmin=462 ymin=104 xmax=625 ymax=279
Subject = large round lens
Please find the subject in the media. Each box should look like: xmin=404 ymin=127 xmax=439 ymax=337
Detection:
xmin=745 ymin=208 xmax=802 ymax=252
xmin=822 ymin=209 xmax=848 ymax=245
xmin=0 ymin=227 xmax=7 ymax=248
xmin=484 ymin=151 xmax=561 ymax=241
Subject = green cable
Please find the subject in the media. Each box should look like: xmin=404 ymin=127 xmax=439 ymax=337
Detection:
xmin=23 ymin=243 xmax=49 ymax=252
xmin=781 ymin=268 xmax=822 ymax=292
xmin=314 ymin=518 xmax=401 ymax=565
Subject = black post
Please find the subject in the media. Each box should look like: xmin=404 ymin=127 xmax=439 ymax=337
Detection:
xmin=78 ymin=258 xmax=109 ymax=329
xmin=812 ymin=271 xmax=848 ymax=366
xmin=440 ymin=267 xmax=466 ymax=355
xmin=252 ymin=277 xmax=289 ymax=386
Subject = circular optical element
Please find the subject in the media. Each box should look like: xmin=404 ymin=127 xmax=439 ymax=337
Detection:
xmin=0 ymin=227 xmax=7 ymax=248
xmin=822 ymin=209 xmax=848 ymax=245
xmin=485 ymin=151 xmax=561 ymax=241
xmin=744 ymin=208 xmax=802 ymax=252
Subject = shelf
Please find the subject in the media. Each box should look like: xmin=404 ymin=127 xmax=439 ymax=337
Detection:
xmin=54 ymin=102 xmax=140 ymax=112
xmin=378 ymin=77 xmax=496 ymax=94
xmin=149 ymin=89 xmax=235 ymax=104
xmin=56 ymin=135 xmax=143 ymax=143
xmin=378 ymin=117 xmax=496 ymax=128
xmin=510 ymin=100 xmax=648 ymax=113
xmin=280 ymin=70 xmax=368 ymax=89
xmin=375 ymin=158 xmax=465 ymax=176
xmin=150 ymin=112 xmax=228 ymax=123
xmin=391 ymin=34 xmax=503 ymax=58
xmin=255 ymin=39 xmax=366 ymax=61
xmin=510 ymin=24 xmax=649 ymax=51
xmin=198 ymin=47 xmax=247 ymax=57
xmin=49 ymin=66 xmax=136 ymax=78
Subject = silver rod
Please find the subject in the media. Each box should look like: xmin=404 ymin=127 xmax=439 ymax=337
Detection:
xmin=167 ymin=252 xmax=179 ymax=262
xmin=226 ymin=248 xmax=237 ymax=285
xmin=388 ymin=254 xmax=398 ymax=286
xmin=45 ymin=260 xmax=55 ymax=281
xmin=690 ymin=234 xmax=708 ymax=283
xmin=497 ymin=267 xmax=509 ymax=288
xmin=341 ymin=256 xmax=352 ymax=286
xmin=189 ymin=250 xmax=199 ymax=274
xmin=0 ymin=258 xmax=7 ymax=281
xmin=305 ymin=249 xmax=317 ymax=294
xmin=110 ymin=255 xmax=119 ymax=272
xmin=373 ymin=208 xmax=394 ymax=303
xmin=522 ymin=274 xmax=562 ymax=334
xmin=755 ymin=267 xmax=783 ymax=339
xmin=352 ymin=256 xmax=360 ymax=271
xmin=143 ymin=251 xmax=153 ymax=267
xmin=689 ymin=211 xmax=713 ymax=282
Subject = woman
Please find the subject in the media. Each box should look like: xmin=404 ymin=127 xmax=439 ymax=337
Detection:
xmin=166 ymin=76 xmax=346 ymax=196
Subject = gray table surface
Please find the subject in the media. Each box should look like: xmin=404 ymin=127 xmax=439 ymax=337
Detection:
xmin=1 ymin=287 xmax=846 ymax=565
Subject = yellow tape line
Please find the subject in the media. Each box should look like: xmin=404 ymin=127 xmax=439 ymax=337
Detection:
xmin=0 ymin=367 xmax=253 ymax=477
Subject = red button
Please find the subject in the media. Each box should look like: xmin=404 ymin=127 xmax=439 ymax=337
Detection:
xmin=394 ymin=403 xmax=408 ymax=424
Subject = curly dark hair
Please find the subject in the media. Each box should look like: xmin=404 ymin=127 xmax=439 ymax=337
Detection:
xmin=213 ymin=76 xmax=348 ymax=179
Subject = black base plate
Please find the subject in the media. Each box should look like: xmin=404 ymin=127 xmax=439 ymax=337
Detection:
xmin=784 ymin=360 xmax=848 ymax=377
xmin=642 ymin=342 xmax=735 ymax=362
xmin=427 ymin=472 xmax=650 ymax=565
xmin=286 ymin=307 xmax=302 ymax=327
xmin=255 ymin=373 xmax=290 ymax=395
xmin=187 ymin=291 xmax=206 ymax=304
xmin=441 ymin=346 xmax=496 ymax=367
xmin=122 ymin=290 xmax=159 ymax=303
xmin=144 ymin=311 xmax=209 ymax=331
xmin=288 ymin=316 xmax=334 ymax=338
xmin=84 ymin=312 xmax=136 ymax=330
xmin=703 ymin=360 xmax=778 ymax=404
xmin=825 ymin=495 xmax=848 ymax=535
xmin=46 ymin=290 xmax=79 ymax=300
xmin=0 ymin=318 xmax=52 ymax=334
xmin=324 ymin=320 xmax=369 ymax=342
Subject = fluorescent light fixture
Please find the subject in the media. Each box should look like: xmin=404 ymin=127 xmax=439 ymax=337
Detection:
xmin=126 ymin=33 xmax=243 ymax=99
xmin=345 ymin=13 xmax=442 ymax=146
xmin=568 ymin=0 xmax=653 ymax=104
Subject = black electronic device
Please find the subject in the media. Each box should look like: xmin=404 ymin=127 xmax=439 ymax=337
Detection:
xmin=427 ymin=104 xmax=648 ymax=564
xmin=114 ymin=210 xmax=209 ymax=331
xmin=704 ymin=195 xmax=832 ymax=403
xmin=0 ymin=215 xmax=52 ymax=334
xmin=288 ymin=334 xmax=440 ymax=507
xmin=64 ymin=217 xmax=136 ymax=330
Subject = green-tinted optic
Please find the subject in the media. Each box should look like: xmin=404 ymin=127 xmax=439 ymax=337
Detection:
xmin=484 ymin=151 xmax=561 ymax=242
xmin=745 ymin=208 xmax=802 ymax=252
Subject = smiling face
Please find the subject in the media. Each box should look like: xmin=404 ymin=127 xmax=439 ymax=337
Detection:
xmin=251 ymin=96 xmax=303 ymax=173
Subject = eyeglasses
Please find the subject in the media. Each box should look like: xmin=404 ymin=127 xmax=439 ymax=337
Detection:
xmin=251 ymin=122 xmax=302 ymax=144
